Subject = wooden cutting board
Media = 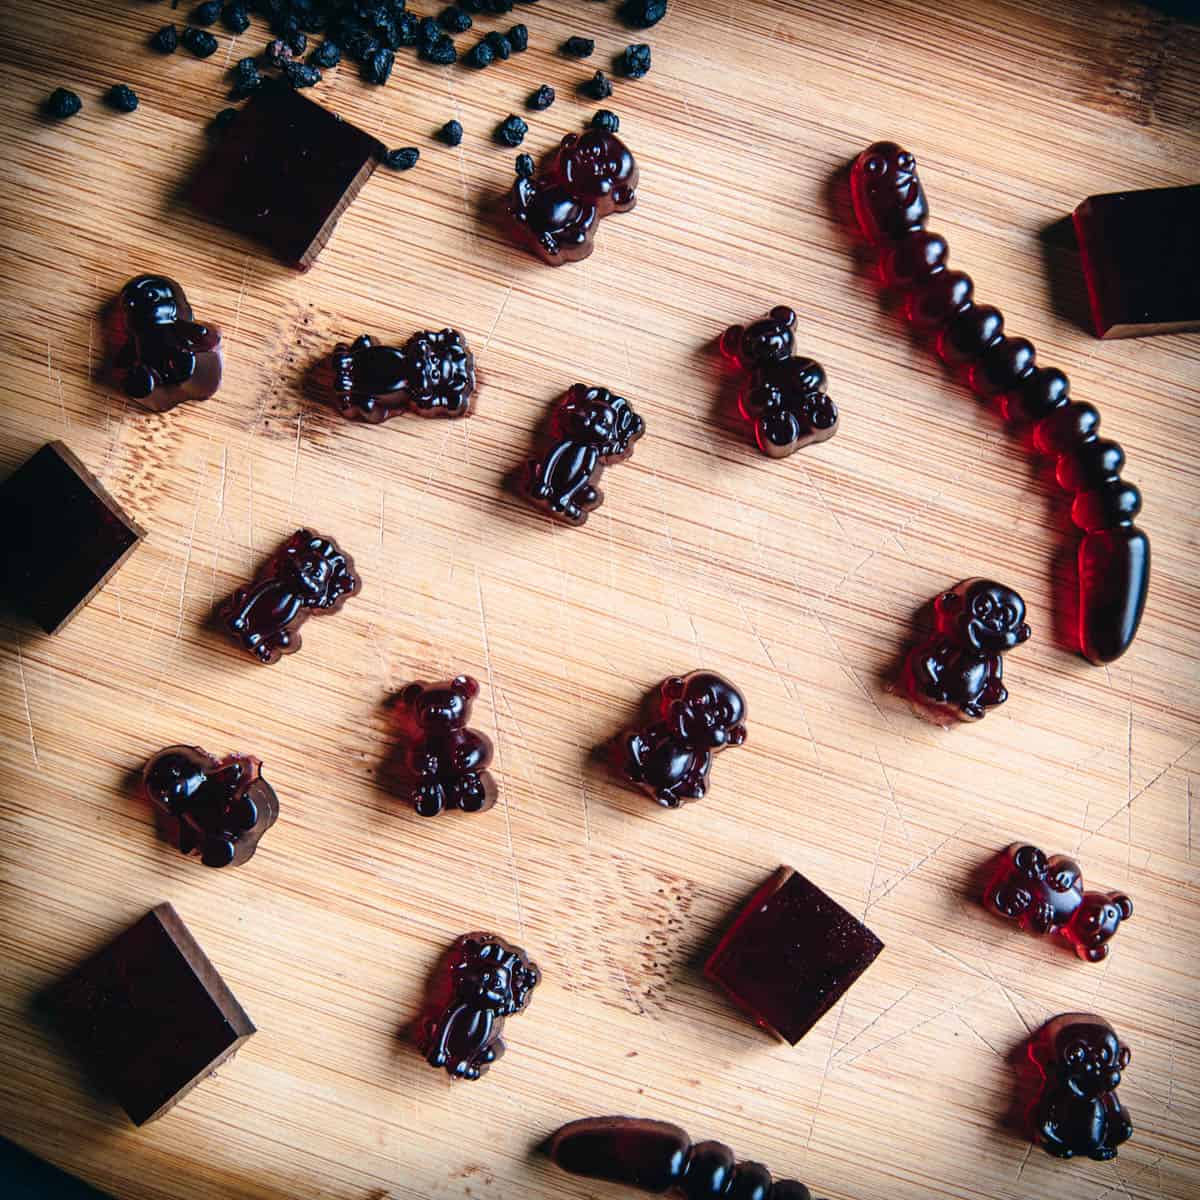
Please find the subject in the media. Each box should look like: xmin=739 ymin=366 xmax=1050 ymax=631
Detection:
xmin=1 ymin=2 xmax=1197 ymax=1198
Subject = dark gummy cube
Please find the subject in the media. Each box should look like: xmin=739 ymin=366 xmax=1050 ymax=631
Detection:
xmin=704 ymin=866 xmax=884 ymax=1044
xmin=1 ymin=441 xmax=144 ymax=634
xmin=1072 ymin=185 xmax=1200 ymax=339
xmin=189 ymin=81 xmax=383 ymax=270
xmin=43 ymin=903 xmax=255 ymax=1125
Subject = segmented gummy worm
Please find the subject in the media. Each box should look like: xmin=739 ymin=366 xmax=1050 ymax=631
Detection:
xmin=848 ymin=141 xmax=1149 ymax=665
xmin=545 ymin=1116 xmax=819 ymax=1199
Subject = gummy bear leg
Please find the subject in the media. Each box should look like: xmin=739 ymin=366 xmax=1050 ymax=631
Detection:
xmin=961 ymin=701 xmax=985 ymax=721
xmin=351 ymin=334 xmax=375 ymax=351
xmin=448 ymin=774 xmax=491 ymax=813
xmin=413 ymin=782 xmax=447 ymax=817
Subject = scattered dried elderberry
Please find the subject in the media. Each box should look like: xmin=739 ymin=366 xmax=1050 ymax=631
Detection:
xmin=507 ymin=24 xmax=528 ymax=52
xmin=45 ymin=88 xmax=82 ymax=119
xmin=591 ymin=109 xmax=619 ymax=132
xmin=182 ymin=27 xmax=220 ymax=58
xmin=221 ymin=4 xmax=250 ymax=34
xmin=528 ymin=84 xmax=555 ymax=110
xmin=418 ymin=16 xmax=442 ymax=45
xmin=150 ymin=24 xmax=178 ymax=54
xmin=361 ymin=47 xmax=395 ymax=85
xmin=310 ymin=40 xmax=341 ymax=68
xmin=383 ymin=146 xmax=420 ymax=171
xmin=495 ymin=114 xmax=528 ymax=147
xmin=192 ymin=1 xmax=221 ymax=27
xmin=562 ymin=36 xmax=595 ymax=58
xmin=465 ymin=40 xmax=494 ymax=68
xmin=515 ymin=152 xmax=534 ymax=177
xmin=210 ymin=106 xmax=238 ymax=134
xmin=283 ymin=60 xmax=322 ymax=88
xmin=264 ymin=38 xmax=293 ymax=68
xmin=486 ymin=31 xmax=511 ymax=60
xmin=438 ymin=119 xmax=463 ymax=146
xmin=582 ymin=70 xmax=612 ymax=100
xmin=421 ymin=35 xmax=458 ymax=64
xmin=618 ymin=43 xmax=651 ymax=78
xmin=232 ymin=56 xmax=262 ymax=96
xmin=440 ymin=6 xmax=472 ymax=33
xmin=620 ymin=0 xmax=667 ymax=27
xmin=104 ymin=84 xmax=139 ymax=113
xmin=394 ymin=13 xmax=420 ymax=47
xmin=287 ymin=31 xmax=307 ymax=57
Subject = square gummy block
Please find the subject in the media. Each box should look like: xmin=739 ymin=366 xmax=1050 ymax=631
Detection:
xmin=1 ymin=441 xmax=144 ymax=634
xmin=1072 ymin=185 xmax=1200 ymax=339
xmin=44 ymin=903 xmax=255 ymax=1125
xmin=704 ymin=866 xmax=884 ymax=1045
xmin=190 ymin=81 xmax=384 ymax=270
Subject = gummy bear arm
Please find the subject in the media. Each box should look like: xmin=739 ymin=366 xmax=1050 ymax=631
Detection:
xmin=176 ymin=319 xmax=221 ymax=352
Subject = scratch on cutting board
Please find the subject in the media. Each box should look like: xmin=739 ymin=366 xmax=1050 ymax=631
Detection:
xmin=955 ymin=1011 xmax=1003 ymax=1057
xmin=874 ymin=747 xmax=916 ymax=851
xmin=1014 ymin=1142 xmax=1032 ymax=1182
xmin=803 ymin=994 xmax=850 ymax=1155
xmin=227 ymin=255 xmax=251 ymax=352
xmin=863 ymin=806 xmax=887 ymax=916
xmin=1188 ymin=775 xmax=1194 ymax=861
xmin=832 ymin=985 xmax=917 ymax=1062
xmin=612 ymin=957 xmax=645 ymax=1016
xmin=247 ymin=457 xmax=257 ymax=552
xmin=482 ymin=283 xmax=514 ymax=352
xmin=288 ymin=413 xmax=303 ymax=520
xmin=812 ymin=608 xmax=899 ymax=738
xmin=14 ymin=635 xmax=40 ymax=768
xmin=865 ymin=823 xmax=967 ymax=917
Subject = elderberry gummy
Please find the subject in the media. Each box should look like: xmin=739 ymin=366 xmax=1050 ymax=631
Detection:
xmin=495 ymin=114 xmax=528 ymax=147
xmin=563 ymin=36 xmax=594 ymax=58
xmin=528 ymin=84 xmax=555 ymax=110
xmin=182 ymin=27 xmax=219 ymax=57
xmin=618 ymin=43 xmax=651 ymax=78
xmin=45 ymin=88 xmax=82 ymax=119
xmin=150 ymin=24 xmax=179 ymax=54
xmin=383 ymin=146 xmax=420 ymax=170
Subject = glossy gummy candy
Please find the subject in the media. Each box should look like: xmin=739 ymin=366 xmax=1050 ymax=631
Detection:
xmin=142 ymin=744 xmax=279 ymax=868
xmin=720 ymin=306 xmax=838 ymax=457
xmin=388 ymin=675 xmax=496 ymax=817
xmin=849 ymin=141 xmax=1149 ymax=665
xmin=901 ymin=578 xmax=1031 ymax=723
xmin=613 ymin=671 xmax=747 ymax=807
xmin=506 ymin=129 xmax=638 ymax=265
xmin=220 ymin=528 xmax=359 ymax=665
xmin=520 ymin=385 xmax=644 ymax=525
xmin=104 ymin=275 xmax=222 ymax=412
xmin=984 ymin=843 xmax=1132 ymax=962
xmin=413 ymin=932 xmax=540 ymax=1080
xmin=1025 ymin=1013 xmax=1133 ymax=1160
xmin=546 ymin=1116 xmax=820 ymax=1199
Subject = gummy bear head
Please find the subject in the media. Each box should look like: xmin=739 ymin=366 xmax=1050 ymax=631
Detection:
xmin=452 ymin=936 xmax=540 ymax=1015
xmin=938 ymin=578 xmax=1032 ymax=655
xmin=144 ymin=746 xmax=210 ymax=813
xmin=122 ymin=274 xmax=184 ymax=328
xmin=404 ymin=329 xmax=476 ymax=415
xmin=1072 ymin=892 xmax=1133 ymax=963
xmin=851 ymin=141 xmax=930 ymax=244
xmin=558 ymin=386 xmax=644 ymax=458
xmin=720 ymin=306 xmax=797 ymax=369
xmin=1052 ymin=1018 xmax=1130 ymax=1098
xmin=662 ymin=671 xmax=748 ymax=750
xmin=559 ymin=130 xmax=638 ymax=207
xmin=403 ymin=675 xmax=480 ymax=731
xmin=280 ymin=532 xmax=350 ymax=607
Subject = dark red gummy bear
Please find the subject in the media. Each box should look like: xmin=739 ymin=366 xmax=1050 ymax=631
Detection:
xmin=330 ymin=328 xmax=476 ymax=423
xmin=220 ymin=528 xmax=359 ymax=665
xmin=902 ymin=578 xmax=1031 ymax=724
xmin=546 ymin=1116 xmax=818 ymax=1199
xmin=506 ymin=129 xmax=638 ymax=265
xmin=388 ymin=675 xmax=496 ymax=817
xmin=984 ymin=843 xmax=1132 ymax=962
xmin=520 ymin=384 xmax=644 ymax=525
xmin=720 ymin=306 xmax=838 ymax=457
xmin=614 ymin=671 xmax=747 ymax=807
xmin=103 ymin=275 xmax=222 ymax=412
xmin=143 ymin=744 xmax=279 ymax=868
xmin=705 ymin=866 xmax=884 ymax=1045
xmin=413 ymin=931 xmax=540 ymax=1080
xmin=1025 ymin=1013 xmax=1133 ymax=1161
xmin=849 ymin=141 xmax=1150 ymax=666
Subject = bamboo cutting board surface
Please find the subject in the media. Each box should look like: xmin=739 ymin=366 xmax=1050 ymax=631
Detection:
xmin=1 ymin=2 xmax=1198 ymax=1198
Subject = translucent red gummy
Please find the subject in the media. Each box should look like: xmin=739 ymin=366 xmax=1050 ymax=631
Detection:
xmin=220 ymin=528 xmax=359 ymax=664
xmin=388 ymin=675 xmax=496 ymax=816
xmin=546 ymin=1116 xmax=818 ymax=1199
xmin=520 ymin=384 xmax=644 ymax=525
xmin=142 ymin=744 xmax=279 ymax=867
xmin=719 ymin=306 xmax=838 ymax=457
xmin=413 ymin=932 xmax=540 ymax=1080
xmin=329 ymin=329 xmax=476 ymax=422
xmin=613 ymin=671 xmax=747 ymax=807
xmin=984 ymin=843 xmax=1132 ymax=962
xmin=704 ymin=866 xmax=884 ymax=1045
xmin=506 ymin=129 xmax=638 ymax=265
xmin=103 ymin=275 xmax=222 ymax=412
xmin=901 ymin=578 xmax=1031 ymax=724
xmin=849 ymin=141 xmax=1150 ymax=665
xmin=1025 ymin=1013 xmax=1133 ymax=1161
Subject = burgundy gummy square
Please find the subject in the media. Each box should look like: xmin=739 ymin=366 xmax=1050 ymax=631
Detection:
xmin=190 ymin=81 xmax=383 ymax=270
xmin=704 ymin=866 xmax=884 ymax=1045
xmin=44 ymin=903 xmax=255 ymax=1125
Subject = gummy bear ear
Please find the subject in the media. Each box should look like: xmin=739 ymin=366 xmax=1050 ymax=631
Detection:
xmin=1118 ymin=1044 xmax=1131 ymax=1069
xmin=1114 ymin=893 xmax=1133 ymax=920
xmin=1085 ymin=944 xmax=1109 ymax=963
xmin=769 ymin=305 xmax=797 ymax=330
xmin=1016 ymin=622 xmax=1032 ymax=643
xmin=399 ymin=682 xmax=424 ymax=708
xmin=937 ymin=589 xmax=961 ymax=615
xmin=719 ymin=325 xmax=745 ymax=360
xmin=453 ymin=674 xmax=480 ymax=699
xmin=662 ymin=676 xmax=687 ymax=700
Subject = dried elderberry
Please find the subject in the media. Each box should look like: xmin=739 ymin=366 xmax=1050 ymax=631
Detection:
xmin=438 ymin=119 xmax=464 ymax=146
xmin=486 ymin=31 xmax=511 ymax=60
xmin=421 ymin=35 xmax=458 ymax=65
xmin=361 ymin=47 xmax=395 ymax=84
xmin=528 ymin=84 xmax=555 ymax=110
xmin=44 ymin=88 xmax=82 ymax=119
xmin=507 ymin=24 xmax=528 ymax=52
xmin=562 ymin=36 xmax=595 ymax=58
xmin=192 ymin=1 xmax=221 ymax=27
xmin=222 ymin=4 xmax=250 ymax=34
xmin=582 ymin=70 xmax=612 ymax=100
xmin=232 ymin=57 xmax=263 ymax=96
xmin=310 ymin=40 xmax=341 ymax=68
xmin=182 ymin=27 xmax=220 ymax=57
xmin=104 ymin=84 xmax=139 ymax=113
xmin=515 ymin=152 xmax=534 ymax=177
xmin=620 ymin=0 xmax=667 ymax=27
xmin=282 ymin=60 xmax=322 ymax=88
xmin=617 ymin=43 xmax=651 ymax=78
xmin=383 ymin=146 xmax=420 ymax=170
xmin=591 ymin=109 xmax=619 ymax=132
xmin=465 ymin=40 xmax=495 ymax=68
xmin=440 ymin=6 xmax=472 ymax=33
xmin=150 ymin=24 xmax=178 ymax=54
xmin=495 ymin=114 xmax=528 ymax=147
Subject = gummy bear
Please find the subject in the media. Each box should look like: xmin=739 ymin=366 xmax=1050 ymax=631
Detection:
xmin=720 ymin=306 xmax=838 ymax=457
xmin=413 ymin=932 xmax=540 ymax=1080
xmin=984 ymin=844 xmax=1132 ymax=962
xmin=329 ymin=328 xmax=476 ymax=423
xmin=1025 ymin=1013 xmax=1133 ymax=1161
xmin=104 ymin=275 xmax=222 ymax=412
xmin=142 ymin=744 xmax=279 ymax=868
xmin=901 ymin=578 xmax=1031 ymax=723
xmin=506 ymin=129 xmax=638 ymax=265
xmin=614 ymin=671 xmax=747 ymax=807
xmin=220 ymin=528 xmax=359 ymax=665
xmin=520 ymin=384 xmax=644 ymax=525
xmin=849 ymin=141 xmax=1150 ymax=665
xmin=388 ymin=675 xmax=496 ymax=817
xmin=546 ymin=1116 xmax=819 ymax=1199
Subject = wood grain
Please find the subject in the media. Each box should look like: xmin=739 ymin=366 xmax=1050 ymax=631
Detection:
xmin=1 ymin=2 xmax=1197 ymax=1198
